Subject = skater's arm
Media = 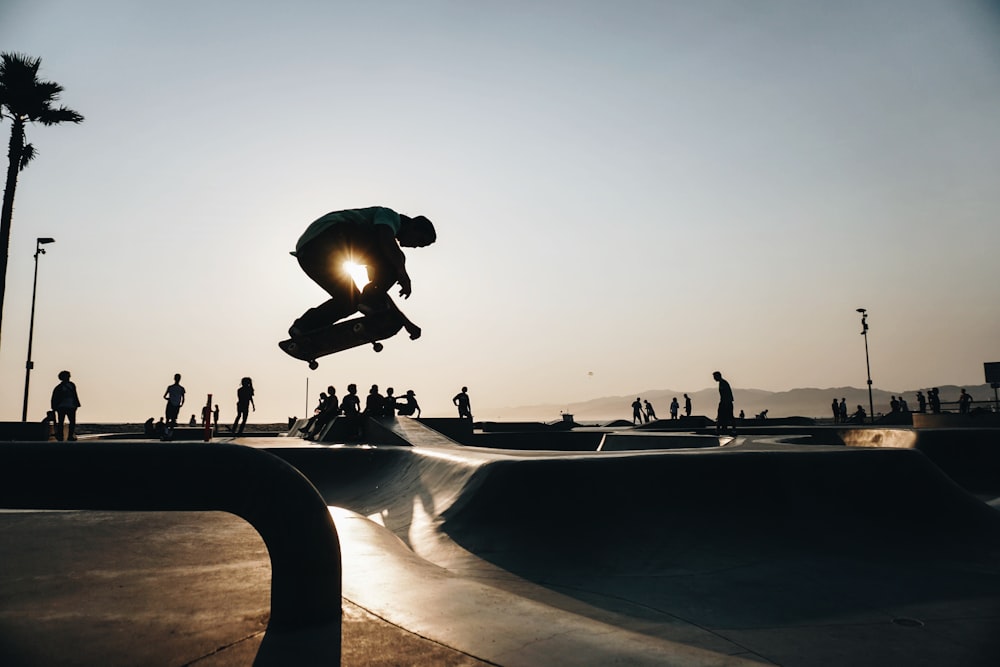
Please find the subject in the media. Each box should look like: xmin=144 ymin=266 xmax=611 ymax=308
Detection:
xmin=376 ymin=225 xmax=412 ymax=298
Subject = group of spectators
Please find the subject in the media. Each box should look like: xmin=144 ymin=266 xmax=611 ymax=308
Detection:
xmin=301 ymin=383 xmax=421 ymax=439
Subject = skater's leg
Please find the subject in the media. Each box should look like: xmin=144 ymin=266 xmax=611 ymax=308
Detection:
xmin=361 ymin=278 xmax=421 ymax=339
xmin=291 ymin=228 xmax=361 ymax=335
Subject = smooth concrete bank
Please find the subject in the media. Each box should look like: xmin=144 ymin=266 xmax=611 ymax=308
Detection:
xmin=3 ymin=422 xmax=1000 ymax=665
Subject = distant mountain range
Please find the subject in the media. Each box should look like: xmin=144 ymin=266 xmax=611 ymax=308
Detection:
xmin=489 ymin=384 xmax=999 ymax=422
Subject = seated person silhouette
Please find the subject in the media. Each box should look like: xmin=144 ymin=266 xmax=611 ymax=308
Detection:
xmin=289 ymin=207 xmax=436 ymax=338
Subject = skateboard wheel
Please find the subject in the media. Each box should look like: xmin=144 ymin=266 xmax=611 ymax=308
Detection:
xmin=352 ymin=322 xmax=364 ymax=334
xmin=373 ymin=342 xmax=384 ymax=353
xmin=308 ymin=360 xmax=319 ymax=370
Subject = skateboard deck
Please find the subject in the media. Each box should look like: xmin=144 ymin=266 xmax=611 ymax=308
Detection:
xmin=279 ymin=310 xmax=406 ymax=369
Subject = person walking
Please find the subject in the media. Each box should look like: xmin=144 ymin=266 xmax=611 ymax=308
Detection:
xmin=631 ymin=397 xmax=643 ymax=424
xmin=713 ymin=371 xmax=735 ymax=435
xmin=232 ymin=377 xmax=255 ymax=434
xmin=50 ymin=370 xmax=81 ymax=441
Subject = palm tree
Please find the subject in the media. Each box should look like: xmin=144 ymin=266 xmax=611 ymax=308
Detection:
xmin=0 ymin=52 xmax=83 ymax=348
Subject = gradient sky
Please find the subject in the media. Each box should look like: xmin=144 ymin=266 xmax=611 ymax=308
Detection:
xmin=1 ymin=0 xmax=998 ymax=422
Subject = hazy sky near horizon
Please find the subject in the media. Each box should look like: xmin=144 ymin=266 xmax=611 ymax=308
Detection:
xmin=1 ymin=0 xmax=998 ymax=422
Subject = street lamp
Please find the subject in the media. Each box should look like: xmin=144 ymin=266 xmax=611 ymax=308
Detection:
xmin=857 ymin=307 xmax=874 ymax=424
xmin=21 ymin=237 xmax=56 ymax=422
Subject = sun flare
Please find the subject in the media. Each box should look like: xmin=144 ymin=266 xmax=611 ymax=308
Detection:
xmin=342 ymin=261 xmax=370 ymax=290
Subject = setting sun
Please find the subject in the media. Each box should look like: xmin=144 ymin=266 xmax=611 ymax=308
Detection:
xmin=342 ymin=261 xmax=370 ymax=290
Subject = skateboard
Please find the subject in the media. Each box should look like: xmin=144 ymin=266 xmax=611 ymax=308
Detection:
xmin=279 ymin=306 xmax=418 ymax=369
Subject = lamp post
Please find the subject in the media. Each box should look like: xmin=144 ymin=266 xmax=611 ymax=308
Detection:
xmin=857 ymin=308 xmax=874 ymax=424
xmin=22 ymin=237 xmax=56 ymax=422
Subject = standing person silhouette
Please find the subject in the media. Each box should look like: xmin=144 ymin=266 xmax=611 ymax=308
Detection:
xmin=50 ymin=370 xmax=81 ymax=441
xmin=959 ymin=388 xmax=974 ymax=414
xmin=631 ymin=397 xmax=643 ymax=424
xmin=713 ymin=371 xmax=735 ymax=435
xmin=670 ymin=397 xmax=679 ymax=420
xmin=384 ymin=387 xmax=398 ymax=417
xmin=364 ymin=384 xmax=384 ymax=416
xmin=341 ymin=383 xmax=362 ymax=439
xmin=684 ymin=393 xmax=692 ymax=417
xmin=163 ymin=373 xmax=185 ymax=427
xmin=232 ymin=377 xmax=255 ymax=434
xmin=288 ymin=207 xmax=436 ymax=338
xmin=454 ymin=387 xmax=473 ymax=420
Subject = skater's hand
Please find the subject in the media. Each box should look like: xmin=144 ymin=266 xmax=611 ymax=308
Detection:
xmin=397 ymin=274 xmax=412 ymax=299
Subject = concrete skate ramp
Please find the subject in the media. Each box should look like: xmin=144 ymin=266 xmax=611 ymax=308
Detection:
xmin=841 ymin=427 xmax=1000 ymax=495
xmin=269 ymin=440 xmax=1000 ymax=666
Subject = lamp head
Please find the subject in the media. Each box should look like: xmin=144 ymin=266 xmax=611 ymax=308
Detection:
xmin=37 ymin=237 xmax=55 ymax=245
xmin=856 ymin=308 xmax=866 ymax=314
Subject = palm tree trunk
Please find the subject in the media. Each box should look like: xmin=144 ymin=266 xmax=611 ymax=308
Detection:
xmin=0 ymin=118 xmax=26 ymax=350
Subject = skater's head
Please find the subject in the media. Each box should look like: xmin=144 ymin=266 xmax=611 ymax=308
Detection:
xmin=58 ymin=370 xmax=71 ymax=381
xmin=712 ymin=371 xmax=723 ymax=381
xmin=241 ymin=377 xmax=252 ymax=386
xmin=174 ymin=373 xmax=182 ymax=382
xmin=398 ymin=215 xmax=436 ymax=248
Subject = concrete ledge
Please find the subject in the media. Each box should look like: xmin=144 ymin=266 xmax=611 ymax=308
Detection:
xmin=0 ymin=442 xmax=343 ymax=665
xmin=0 ymin=421 xmax=49 ymax=441
xmin=913 ymin=412 xmax=1000 ymax=428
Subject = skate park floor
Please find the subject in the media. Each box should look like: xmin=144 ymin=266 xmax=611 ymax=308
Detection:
xmin=2 ymin=420 xmax=1000 ymax=666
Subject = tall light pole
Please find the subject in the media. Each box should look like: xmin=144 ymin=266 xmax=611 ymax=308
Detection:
xmin=857 ymin=307 xmax=874 ymax=423
xmin=22 ymin=237 xmax=56 ymax=422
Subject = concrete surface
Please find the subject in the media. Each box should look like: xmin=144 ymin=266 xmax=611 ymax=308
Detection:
xmin=3 ymin=420 xmax=1000 ymax=665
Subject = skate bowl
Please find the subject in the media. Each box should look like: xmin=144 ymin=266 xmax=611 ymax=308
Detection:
xmin=268 ymin=422 xmax=1000 ymax=666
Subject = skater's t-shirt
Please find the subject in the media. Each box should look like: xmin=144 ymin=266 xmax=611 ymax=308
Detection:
xmin=294 ymin=207 xmax=402 ymax=254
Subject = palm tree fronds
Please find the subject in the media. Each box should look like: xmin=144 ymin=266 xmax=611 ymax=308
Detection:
xmin=18 ymin=143 xmax=36 ymax=171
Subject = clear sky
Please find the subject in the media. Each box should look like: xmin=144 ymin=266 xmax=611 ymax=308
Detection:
xmin=1 ymin=0 xmax=998 ymax=423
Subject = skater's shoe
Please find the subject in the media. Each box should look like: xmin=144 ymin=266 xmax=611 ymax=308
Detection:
xmin=358 ymin=285 xmax=391 ymax=316
xmin=288 ymin=321 xmax=327 ymax=338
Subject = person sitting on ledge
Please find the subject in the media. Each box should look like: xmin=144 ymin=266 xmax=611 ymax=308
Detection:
xmin=851 ymin=405 xmax=867 ymax=423
xmin=397 ymin=389 xmax=421 ymax=417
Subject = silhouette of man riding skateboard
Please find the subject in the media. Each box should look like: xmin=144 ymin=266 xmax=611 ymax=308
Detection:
xmin=279 ymin=207 xmax=437 ymax=369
